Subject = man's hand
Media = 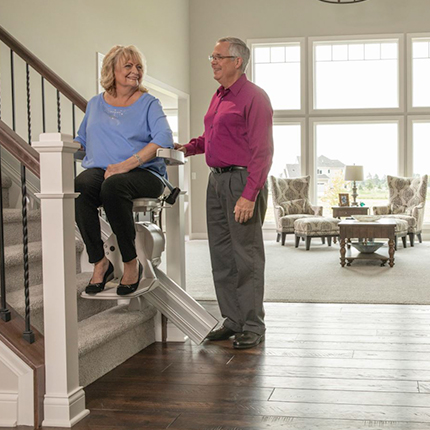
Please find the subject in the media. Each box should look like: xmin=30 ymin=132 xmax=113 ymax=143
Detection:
xmin=104 ymin=162 xmax=129 ymax=179
xmin=174 ymin=143 xmax=187 ymax=155
xmin=234 ymin=196 xmax=255 ymax=223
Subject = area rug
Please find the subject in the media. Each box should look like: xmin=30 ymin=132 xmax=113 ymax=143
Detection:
xmin=185 ymin=239 xmax=430 ymax=304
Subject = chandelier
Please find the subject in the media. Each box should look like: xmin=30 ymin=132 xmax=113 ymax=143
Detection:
xmin=318 ymin=0 xmax=368 ymax=3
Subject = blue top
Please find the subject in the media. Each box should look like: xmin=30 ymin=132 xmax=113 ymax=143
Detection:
xmin=74 ymin=92 xmax=174 ymax=176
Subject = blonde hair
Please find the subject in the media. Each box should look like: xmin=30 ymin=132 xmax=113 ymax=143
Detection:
xmin=100 ymin=45 xmax=148 ymax=96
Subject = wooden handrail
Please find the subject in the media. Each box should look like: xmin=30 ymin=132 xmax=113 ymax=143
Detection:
xmin=0 ymin=121 xmax=40 ymax=177
xmin=0 ymin=25 xmax=87 ymax=113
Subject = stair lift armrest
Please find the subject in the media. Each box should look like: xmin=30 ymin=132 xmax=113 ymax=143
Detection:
xmin=156 ymin=148 xmax=185 ymax=166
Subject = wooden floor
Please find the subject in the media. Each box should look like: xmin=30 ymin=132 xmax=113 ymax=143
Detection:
xmin=14 ymin=301 xmax=430 ymax=429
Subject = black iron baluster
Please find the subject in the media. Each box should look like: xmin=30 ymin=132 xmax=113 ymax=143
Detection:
xmin=56 ymin=89 xmax=61 ymax=132
xmin=0 ymin=153 xmax=11 ymax=322
xmin=41 ymin=77 xmax=46 ymax=133
xmin=22 ymin=63 xmax=34 ymax=343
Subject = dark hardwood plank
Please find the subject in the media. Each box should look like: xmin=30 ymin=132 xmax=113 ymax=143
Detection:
xmin=28 ymin=302 xmax=430 ymax=429
xmin=170 ymin=413 xmax=430 ymax=429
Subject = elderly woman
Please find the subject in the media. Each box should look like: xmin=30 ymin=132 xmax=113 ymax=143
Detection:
xmin=74 ymin=45 xmax=173 ymax=296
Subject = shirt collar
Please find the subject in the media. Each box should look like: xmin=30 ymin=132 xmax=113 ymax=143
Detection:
xmin=217 ymin=73 xmax=248 ymax=97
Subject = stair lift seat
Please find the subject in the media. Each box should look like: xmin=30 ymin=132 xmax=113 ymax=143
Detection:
xmin=81 ymin=149 xmax=218 ymax=344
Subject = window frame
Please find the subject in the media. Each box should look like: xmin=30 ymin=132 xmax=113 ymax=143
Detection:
xmin=308 ymin=34 xmax=405 ymax=116
xmin=407 ymin=115 xmax=430 ymax=176
xmin=407 ymin=33 xmax=430 ymax=113
xmin=248 ymin=37 xmax=306 ymax=116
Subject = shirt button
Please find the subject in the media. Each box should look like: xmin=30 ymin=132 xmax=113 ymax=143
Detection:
xmin=221 ymin=97 xmax=224 ymax=100
xmin=210 ymin=125 xmax=213 ymax=129
xmin=215 ymin=110 xmax=218 ymax=114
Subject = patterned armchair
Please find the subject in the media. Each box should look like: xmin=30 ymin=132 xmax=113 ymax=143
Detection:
xmin=373 ymin=174 xmax=428 ymax=246
xmin=269 ymin=175 xmax=323 ymax=245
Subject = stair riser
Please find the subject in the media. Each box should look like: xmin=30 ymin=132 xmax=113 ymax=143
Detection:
xmin=3 ymin=219 xmax=41 ymax=246
xmin=27 ymin=296 xmax=116 ymax=335
xmin=6 ymin=258 xmax=43 ymax=293
xmin=1 ymin=188 xmax=9 ymax=208
xmin=79 ymin=320 xmax=155 ymax=387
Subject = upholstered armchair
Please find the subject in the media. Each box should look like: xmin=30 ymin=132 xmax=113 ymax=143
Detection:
xmin=269 ymin=175 xmax=323 ymax=245
xmin=373 ymin=174 xmax=428 ymax=246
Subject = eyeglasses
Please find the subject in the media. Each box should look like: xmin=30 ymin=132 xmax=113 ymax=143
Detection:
xmin=208 ymin=55 xmax=237 ymax=62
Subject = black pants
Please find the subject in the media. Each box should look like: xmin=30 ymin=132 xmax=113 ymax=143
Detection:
xmin=206 ymin=170 xmax=268 ymax=336
xmin=75 ymin=168 xmax=164 ymax=263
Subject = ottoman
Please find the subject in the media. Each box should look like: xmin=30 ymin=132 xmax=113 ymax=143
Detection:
xmin=385 ymin=218 xmax=409 ymax=249
xmin=294 ymin=217 xmax=340 ymax=250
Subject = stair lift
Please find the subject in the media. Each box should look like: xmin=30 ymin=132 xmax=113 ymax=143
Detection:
xmin=80 ymin=148 xmax=218 ymax=344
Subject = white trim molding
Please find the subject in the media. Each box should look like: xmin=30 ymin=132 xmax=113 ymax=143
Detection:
xmin=0 ymin=340 xmax=34 ymax=427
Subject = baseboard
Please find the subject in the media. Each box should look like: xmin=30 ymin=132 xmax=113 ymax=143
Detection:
xmin=0 ymin=392 xmax=18 ymax=427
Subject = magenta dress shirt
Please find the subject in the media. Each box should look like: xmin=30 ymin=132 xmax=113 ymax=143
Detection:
xmin=185 ymin=74 xmax=273 ymax=202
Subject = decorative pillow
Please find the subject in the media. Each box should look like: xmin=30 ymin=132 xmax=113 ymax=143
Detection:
xmin=280 ymin=199 xmax=313 ymax=215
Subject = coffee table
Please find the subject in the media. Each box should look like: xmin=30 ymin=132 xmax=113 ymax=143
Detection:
xmin=339 ymin=219 xmax=397 ymax=268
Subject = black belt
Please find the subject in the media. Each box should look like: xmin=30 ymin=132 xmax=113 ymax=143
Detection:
xmin=210 ymin=166 xmax=247 ymax=174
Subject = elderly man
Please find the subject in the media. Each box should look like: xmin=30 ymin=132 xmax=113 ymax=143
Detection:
xmin=176 ymin=37 xmax=273 ymax=349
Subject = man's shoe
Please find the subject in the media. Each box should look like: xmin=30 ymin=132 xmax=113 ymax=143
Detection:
xmin=206 ymin=325 xmax=237 ymax=341
xmin=233 ymin=331 xmax=265 ymax=349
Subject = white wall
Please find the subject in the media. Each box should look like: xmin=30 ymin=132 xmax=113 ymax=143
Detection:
xmin=188 ymin=0 xmax=430 ymax=237
xmin=0 ymin=0 xmax=190 ymax=100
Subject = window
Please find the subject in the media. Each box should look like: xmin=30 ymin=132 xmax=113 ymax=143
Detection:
xmin=252 ymin=42 xmax=301 ymax=110
xmin=412 ymin=121 xmax=430 ymax=222
xmin=313 ymin=39 xmax=399 ymax=110
xmin=248 ymin=34 xmax=430 ymax=231
xmin=266 ymin=124 xmax=302 ymax=224
xmin=314 ymin=121 xmax=399 ymax=215
xmin=412 ymin=38 xmax=430 ymax=107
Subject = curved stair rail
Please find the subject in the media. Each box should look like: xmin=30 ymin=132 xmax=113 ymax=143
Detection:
xmin=0 ymin=24 xmax=88 ymax=343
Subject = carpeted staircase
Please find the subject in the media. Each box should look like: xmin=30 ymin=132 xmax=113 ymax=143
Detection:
xmin=1 ymin=173 xmax=157 ymax=386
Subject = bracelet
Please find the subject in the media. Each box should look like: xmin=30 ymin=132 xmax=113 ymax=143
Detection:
xmin=133 ymin=153 xmax=143 ymax=166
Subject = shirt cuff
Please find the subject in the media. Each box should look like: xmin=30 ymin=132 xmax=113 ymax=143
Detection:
xmin=184 ymin=143 xmax=196 ymax=156
xmin=242 ymin=186 xmax=259 ymax=202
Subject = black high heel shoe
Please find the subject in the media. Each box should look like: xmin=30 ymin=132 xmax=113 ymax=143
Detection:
xmin=117 ymin=261 xmax=143 ymax=296
xmin=85 ymin=261 xmax=114 ymax=294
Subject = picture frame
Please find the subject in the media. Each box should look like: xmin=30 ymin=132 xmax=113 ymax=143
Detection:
xmin=338 ymin=193 xmax=350 ymax=207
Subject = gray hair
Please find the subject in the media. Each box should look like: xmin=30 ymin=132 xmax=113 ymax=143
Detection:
xmin=217 ymin=37 xmax=250 ymax=73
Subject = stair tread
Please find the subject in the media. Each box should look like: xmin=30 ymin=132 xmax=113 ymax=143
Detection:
xmin=78 ymin=303 xmax=157 ymax=357
xmin=7 ymin=272 xmax=92 ymax=312
xmin=4 ymin=238 xmax=84 ymax=266
xmin=2 ymin=208 xmax=41 ymax=223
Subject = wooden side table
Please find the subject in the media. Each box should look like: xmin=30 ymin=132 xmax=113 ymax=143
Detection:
xmin=332 ymin=206 xmax=369 ymax=218
xmin=339 ymin=219 xmax=397 ymax=268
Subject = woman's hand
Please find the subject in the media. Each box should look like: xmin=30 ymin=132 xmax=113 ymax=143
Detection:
xmin=104 ymin=162 xmax=130 ymax=179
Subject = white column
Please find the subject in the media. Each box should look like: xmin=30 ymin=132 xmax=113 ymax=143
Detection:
xmin=33 ymin=133 xmax=89 ymax=427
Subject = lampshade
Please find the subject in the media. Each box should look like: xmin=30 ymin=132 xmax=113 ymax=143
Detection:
xmin=318 ymin=0 xmax=367 ymax=3
xmin=344 ymin=165 xmax=364 ymax=181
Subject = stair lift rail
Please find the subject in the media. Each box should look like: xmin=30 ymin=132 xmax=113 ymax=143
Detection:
xmin=81 ymin=148 xmax=218 ymax=344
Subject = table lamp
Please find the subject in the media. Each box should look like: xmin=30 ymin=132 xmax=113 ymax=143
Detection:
xmin=344 ymin=165 xmax=364 ymax=206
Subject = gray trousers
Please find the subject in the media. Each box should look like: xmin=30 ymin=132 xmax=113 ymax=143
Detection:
xmin=206 ymin=170 xmax=268 ymax=336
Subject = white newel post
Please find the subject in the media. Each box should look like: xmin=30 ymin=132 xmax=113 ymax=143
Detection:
xmin=33 ymin=133 xmax=89 ymax=427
